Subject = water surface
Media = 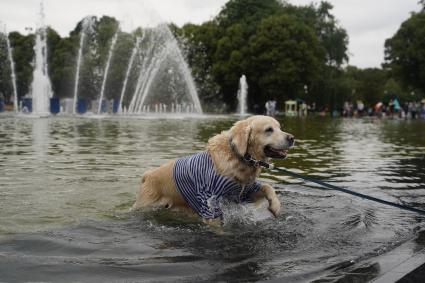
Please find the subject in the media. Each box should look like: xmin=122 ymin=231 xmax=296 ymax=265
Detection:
xmin=0 ymin=115 xmax=424 ymax=282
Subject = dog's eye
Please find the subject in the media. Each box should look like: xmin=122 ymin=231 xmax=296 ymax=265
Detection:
xmin=265 ymin=127 xmax=274 ymax=133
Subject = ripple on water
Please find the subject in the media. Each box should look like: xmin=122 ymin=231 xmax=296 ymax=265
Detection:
xmin=0 ymin=116 xmax=424 ymax=281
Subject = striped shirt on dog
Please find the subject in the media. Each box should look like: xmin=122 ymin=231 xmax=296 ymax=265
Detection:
xmin=173 ymin=151 xmax=261 ymax=219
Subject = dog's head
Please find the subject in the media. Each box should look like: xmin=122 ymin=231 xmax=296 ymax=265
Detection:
xmin=228 ymin=115 xmax=294 ymax=160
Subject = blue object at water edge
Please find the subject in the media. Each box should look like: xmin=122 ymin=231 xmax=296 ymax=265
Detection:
xmin=77 ymin=99 xmax=87 ymax=114
xmin=112 ymin=99 xmax=119 ymax=113
xmin=100 ymin=100 xmax=108 ymax=113
xmin=50 ymin=98 xmax=60 ymax=114
xmin=22 ymin=98 xmax=32 ymax=112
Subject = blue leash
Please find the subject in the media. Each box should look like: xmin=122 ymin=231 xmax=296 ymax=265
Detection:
xmin=243 ymin=154 xmax=425 ymax=216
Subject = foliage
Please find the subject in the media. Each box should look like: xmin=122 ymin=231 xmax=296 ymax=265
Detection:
xmin=1 ymin=0 xmax=421 ymax=112
xmin=0 ymin=34 xmax=13 ymax=102
xmin=216 ymin=0 xmax=285 ymax=30
xmin=8 ymin=32 xmax=34 ymax=100
xmin=248 ymin=14 xmax=324 ymax=106
xmin=175 ymin=0 xmax=351 ymax=111
xmin=175 ymin=22 xmax=223 ymax=111
xmin=384 ymin=10 xmax=425 ymax=96
xmin=47 ymin=27 xmax=76 ymax=99
xmin=282 ymin=1 xmax=349 ymax=68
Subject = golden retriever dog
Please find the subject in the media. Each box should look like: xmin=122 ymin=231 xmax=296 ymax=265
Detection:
xmin=132 ymin=115 xmax=294 ymax=226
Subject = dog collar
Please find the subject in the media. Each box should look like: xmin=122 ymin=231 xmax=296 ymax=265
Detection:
xmin=243 ymin=153 xmax=274 ymax=169
xmin=228 ymin=138 xmax=274 ymax=169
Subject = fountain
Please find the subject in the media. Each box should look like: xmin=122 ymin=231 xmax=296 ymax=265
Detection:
xmin=30 ymin=3 xmax=53 ymax=116
xmin=127 ymin=32 xmax=165 ymax=114
xmin=2 ymin=1 xmax=204 ymax=116
xmin=125 ymin=24 xmax=203 ymax=115
xmin=237 ymin=75 xmax=248 ymax=115
xmin=72 ymin=17 xmax=94 ymax=114
xmin=3 ymin=27 xmax=19 ymax=113
xmin=97 ymin=30 xmax=119 ymax=114
xmin=118 ymin=35 xmax=142 ymax=114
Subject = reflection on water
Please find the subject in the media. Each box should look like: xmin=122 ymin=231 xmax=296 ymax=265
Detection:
xmin=0 ymin=116 xmax=424 ymax=282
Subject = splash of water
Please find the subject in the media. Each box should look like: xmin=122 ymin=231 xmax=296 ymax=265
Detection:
xmin=72 ymin=17 xmax=94 ymax=114
xmin=97 ymin=30 xmax=119 ymax=114
xmin=237 ymin=75 xmax=248 ymax=115
xmin=118 ymin=35 xmax=142 ymax=114
xmin=30 ymin=2 xmax=53 ymax=116
xmin=4 ymin=28 xmax=18 ymax=113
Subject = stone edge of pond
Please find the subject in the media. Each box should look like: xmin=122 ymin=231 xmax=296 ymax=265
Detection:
xmin=328 ymin=231 xmax=425 ymax=283
xmin=263 ymin=230 xmax=425 ymax=283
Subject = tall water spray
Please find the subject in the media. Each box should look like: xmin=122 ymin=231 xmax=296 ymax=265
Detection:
xmin=118 ymin=35 xmax=142 ymax=114
xmin=126 ymin=24 xmax=203 ymax=115
xmin=130 ymin=40 xmax=171 ymax=114
xmin=11 ymin=1 xmax=203 ymax=116
xmin=127 ymin=31 xmax=157 ymax=114
xmin=30 ymin=3 xmax=53 ymax=116
xmin=72 ymin=17 xmax=94 ymax=114
xmin=97 ymin=31 xmax=119 ymax=114
xmin=4 ymin=29 xmax=18 ymax=113
xmin=237 ymin=75 xmax=248 ymax=115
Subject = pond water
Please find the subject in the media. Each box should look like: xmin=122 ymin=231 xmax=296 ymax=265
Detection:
xmin=0 ymin=115 xmax=424 ymax=282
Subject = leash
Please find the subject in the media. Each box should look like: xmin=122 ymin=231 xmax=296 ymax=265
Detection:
xmin=243 ymin=154 xmax=425 ymax=216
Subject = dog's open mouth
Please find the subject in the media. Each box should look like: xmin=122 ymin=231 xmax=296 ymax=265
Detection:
xmin=264 ymin=145 xmax=288 ymax=159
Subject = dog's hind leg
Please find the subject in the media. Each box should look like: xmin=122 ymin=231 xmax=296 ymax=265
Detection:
xmin=132 ymin=160 xmax=187 ymax=212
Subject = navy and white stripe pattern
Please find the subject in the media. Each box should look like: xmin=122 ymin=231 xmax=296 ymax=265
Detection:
xmin=173 ymin=151 xmax=261 ymax=219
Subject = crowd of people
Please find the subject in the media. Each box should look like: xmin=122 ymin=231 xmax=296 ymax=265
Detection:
xmin=342 ymin=99 xmax=425 ymax=119
xmin=260 ymin=98 xmax=425 ymax=119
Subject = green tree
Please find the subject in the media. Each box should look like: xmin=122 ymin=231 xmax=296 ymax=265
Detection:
xmin=1 ymin=1 xmax=353 ymax=113
xmin=47 ymin=27 xmax=77 ymax=98
xmin=353 ymin=68 xmax=387 ymax=105
xmin=8 ymin=32 xmax=34 ymax=99
xmin=75 ymin=16 xmax=120 ymax=101
xmin=177 ymin=22 xmax=222 ymax=111
xmin=384 ymin=11 xmax=425 ymax=96
xmin=211 ymin=0 xmax=289 ymax=110
xmin=104 ymin=32 xmax=134 ymax=100
xmin=282 ymin=1 xmax=348 ymax=68
xmin=313 ymin=2 xmax=349 ymax=68
xmin=383 ymin=77 xmax=412 ymax=103
xmin=338 ymin=66 xmax=398 ymax=107
xmin=216 ymin=0 xmax=284 ymax=30
xmin=212 ymin=23 xmax=249 ymax=108
xmin=248 ymin=14 xmax=324 ymax=107
xmin=0 ymin=33 xmax=13 ymax=103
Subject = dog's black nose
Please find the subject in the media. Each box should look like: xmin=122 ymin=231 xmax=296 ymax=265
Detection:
xmin=287 ymin=135 xmax=295 ymax=146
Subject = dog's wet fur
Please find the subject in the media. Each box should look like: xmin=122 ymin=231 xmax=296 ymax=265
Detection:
xmin=132 ymin=115 xmax=294 ymax=226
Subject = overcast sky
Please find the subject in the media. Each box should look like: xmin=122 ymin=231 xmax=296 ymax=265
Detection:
xmin=0 ymin=0 xmax=422 ymax=68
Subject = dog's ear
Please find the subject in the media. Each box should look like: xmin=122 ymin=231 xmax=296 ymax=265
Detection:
xmin=228 ymin=119 xmax=252 ymax=157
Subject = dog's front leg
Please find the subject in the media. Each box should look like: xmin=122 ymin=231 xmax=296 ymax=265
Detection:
xmin=253 ymin=184 xmax=281 ymax=217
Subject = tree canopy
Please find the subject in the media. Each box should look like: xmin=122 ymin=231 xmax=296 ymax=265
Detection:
xmin=0 ymin=0 xmax=422 ymax=111
xmin=384 ymin=10 xmax=425 ymax=96
xmin=179 ymin=0 xmax=350 ymax=111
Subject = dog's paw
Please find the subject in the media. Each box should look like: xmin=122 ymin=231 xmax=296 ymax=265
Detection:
xmin=203 ymin=218 xmax=228 ymax=235
xmin=268 ymin=199 xmax=281 ymax=217
xmin=203 ymin=218 xmax=223 ymax=227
